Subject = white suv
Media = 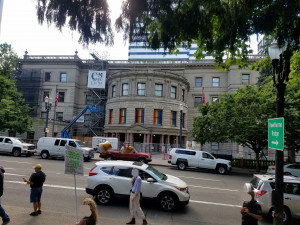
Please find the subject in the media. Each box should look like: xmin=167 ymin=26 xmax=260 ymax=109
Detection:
xmin=86 ymin=161 xmax=190 ymax=211
xmin=245 ymin=174 xmax=300 ymax=223
xmin=0 ymin=136 xmax=36 ymax=157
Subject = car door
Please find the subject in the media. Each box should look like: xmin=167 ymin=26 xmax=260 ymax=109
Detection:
xmin=59 ymin=140 xmax=68 ymax=157
xmin=283 ymin=183 xmax=300 ymax=217
xmin=290 ymin=183 xmax=300 ymax=217
xmin=3 ymin=138 xmax=13 ymax=153
xmin=139 ymin=169 xmax=162 ymax=198
xmin=110 ymin=166 xmax=132 ymax=195
xmin=52 ymin=139 xmax=61 ymax=156
xmin=199 ymin=152 xmax=216 ymax=169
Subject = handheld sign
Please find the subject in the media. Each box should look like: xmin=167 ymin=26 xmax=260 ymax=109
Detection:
xmin=65 ymin=145 xmax=84 ymax=176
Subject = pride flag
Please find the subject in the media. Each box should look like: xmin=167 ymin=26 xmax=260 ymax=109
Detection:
xmin=154 ymin=110 xmax=162 ymax=125
xmin=136 ymin=109 xmax=144 ymax=123
xmin=119 ymin=109 xmax=126 ymax=124
xmin=170 ymin=111 xmax=176 ymax=126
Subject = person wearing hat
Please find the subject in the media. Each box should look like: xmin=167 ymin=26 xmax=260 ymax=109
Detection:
xmin=0 ymin=165 xmax=10 ymax=224
xmin=23 ymin=164 xmax=46 ymax=216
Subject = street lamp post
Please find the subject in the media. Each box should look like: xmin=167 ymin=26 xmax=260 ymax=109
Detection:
xmin=179 ymin=104 xmax=183 ymax=148
xmin=44 ymin=96 xmax=52 ymax=137
xmin=269 ymin=43 xmax=291 ymax=225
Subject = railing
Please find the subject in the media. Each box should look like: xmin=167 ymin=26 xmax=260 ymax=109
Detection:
xmin=232 ymin=158 xmax=275 ymax=170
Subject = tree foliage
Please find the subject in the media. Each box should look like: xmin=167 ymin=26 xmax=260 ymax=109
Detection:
xmin=0 ymin=44 xmax=32 ymax=133
xmin=34 ymin=1 xmax=300 ymax=68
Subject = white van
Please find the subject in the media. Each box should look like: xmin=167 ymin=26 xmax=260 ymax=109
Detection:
xmin=92 ymin=137 xmax=118 ymax=151
xmin=37 ymin=137 xmax=94 ymax=161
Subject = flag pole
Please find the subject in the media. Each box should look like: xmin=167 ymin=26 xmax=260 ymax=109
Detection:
xmin=52 ymin=85 xmax=58 ymax=137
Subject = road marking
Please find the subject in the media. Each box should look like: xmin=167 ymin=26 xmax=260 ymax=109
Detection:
xmin=189 ymin=185 xmax=238 ymax=192
xmin=0 ymin=159 xmax=32 ymax=164
xmin=177 ymin=176 xmax=220 ymax=182
xmin=190 ymin=200 xmax=240 ymax=208
xmin=6 ymin=181 xmax=240 ymax=208
xmin=5 ymin=173 xmax=26 ymax=177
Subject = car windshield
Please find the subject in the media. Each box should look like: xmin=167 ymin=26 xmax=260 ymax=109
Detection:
xmin=145 ymin=165 xmax=167 ymax=180
xmin=15 ymin=138 xmax=26 ymax=143
xmin=75 ymin=141 xmax=85 ymax=147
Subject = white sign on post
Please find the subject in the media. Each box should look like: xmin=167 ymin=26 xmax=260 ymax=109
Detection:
xmin=87 ymin=70 xmax=106 ymax=89
xmin=64 ymin=145 xmax=84 ymax=176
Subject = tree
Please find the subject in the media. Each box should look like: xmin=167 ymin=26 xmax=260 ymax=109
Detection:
xmin=193 ymin=85 xmax=276 ymax=172
xmin=35 ymin=1 xmax=300 ymax=67
xmin=0 ymin=43 xmax=32 ymax=133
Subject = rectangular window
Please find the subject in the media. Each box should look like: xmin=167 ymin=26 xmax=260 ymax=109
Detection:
xmin=242 ymin=74 xmax=250 ymax=84
xmin=86 ymin=95 xmax=93 ymax=105
xmin=211 ymin=142 xmax=219 ymax=150
xmin=58 ymin=92 xmax=65 ymax=102
xmin=112 ymin=85 xmax=116 ymax=97
xmin=153 ymin=109 xmax=162 ymax=125
xmin=212 ymin=97 xmax=219 ymax=103
xmin=171 ymin=86 xmax=177 ymax=99
xmin=182 ymin=89 xmax=185 ymax=101
xmin=41 ymin=112 xmax=47 ymax=119
xmin=43 ymin=92 xmax=49 ymax=102
xmin=170 ymin=111 xmax=177 ymax=127
xmin=60 ymin=73 xmax=67 ymax=82
xmin=137 ymin=83 xmax=146 ymax=96
xmin=119 ymin=109 xmax=127 ymax=124
xmin=195 ymin=77 xmax=202 ymax=87
xmin=109 ymin=109 xmax=113 ymax=124
xmin=135 ymin=109 xmax=144 ymax=124
xmin=194 ymin=97 xmax=202 ymax=107
xmin=155 ymin=84 xmax=163 ymax=97
xmin=84 ymin=114 xmax=92 ymax=126
xmin=122 ymin=83 xmax=129 ymax=96
xmin=212 ymin=77 xmax=220 ymax=87
xmin=45 ymin=72 xmax=51 ymax=82
xmin=56 ymin=112 xmax=63 ymax=121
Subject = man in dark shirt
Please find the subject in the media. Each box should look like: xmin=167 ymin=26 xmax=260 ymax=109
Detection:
xmin=240 ymin=190 xmax=263 ymax=225
xmin=23 ymin=164 xmax=46 ymax=216
xmin=0 ymin=165 xmax=10 ymax=224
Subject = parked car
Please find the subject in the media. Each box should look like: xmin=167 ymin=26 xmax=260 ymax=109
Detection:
xmin=267 ymin=163 xmax=300 ymax=177
xmin=244 ymin=174 xmax=300 ymax=223
xmin=99 ymin=148 xmax=152 ymax=164
xmin=37 ymin=137 xmax=94 ymax=161
xmin=0 ymin=136 xmax=36 ymax=157
xmin=86 ymin=161 xmax=190 ymax=211
xmin=168 ymin=148 xmax=231 ymax=174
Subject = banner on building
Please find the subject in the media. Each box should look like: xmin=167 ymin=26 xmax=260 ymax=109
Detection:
xmin=87 ymin=70 xmax=106 ymax=89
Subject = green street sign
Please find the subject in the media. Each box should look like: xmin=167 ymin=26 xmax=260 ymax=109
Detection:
xmin=268 ymin=118 xmax=284 ymax=150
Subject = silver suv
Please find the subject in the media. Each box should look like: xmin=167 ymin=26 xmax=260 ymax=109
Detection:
xmin=245 ymin=174 xmax=300 ymax=223
xmin=86 ymin=161 xmax=190 ymax=211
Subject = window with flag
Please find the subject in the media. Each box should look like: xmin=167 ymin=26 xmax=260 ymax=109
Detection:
xmin=194 ymin=97 xmax=202 ymax=107
xmin=137 ymin=83 xmax=146 ymax=96
xmin=119 ymin=109 xmax=126 ymax=124
xmin=170 ymin=111 xmax=177 ymax=127
xmin=135 ymin=109 xmax=144 ymax=124
xmin=153 ymin=109 xmax=162 ymax=125
xmin=109 ymin=109 xmax=113 ymax=124
xmin=122 ymin=83 xmax=128 ymax=96
xmin=195 ymin=77 xmax=202 ymax=87
xmin=58 ymin=92 xmax=65 ymax=102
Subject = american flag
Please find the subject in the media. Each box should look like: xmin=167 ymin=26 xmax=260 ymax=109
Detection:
xmin=55 ymin=91 xmax=59 ymax=108
xmin=203 ymin=92 xmax=206 ymax=104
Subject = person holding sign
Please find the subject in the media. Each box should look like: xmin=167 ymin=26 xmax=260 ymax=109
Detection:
xmin=23 ymin=164 xmax=46 ymax=216
xmin=75 ymin=198 xmax=98 ymax=225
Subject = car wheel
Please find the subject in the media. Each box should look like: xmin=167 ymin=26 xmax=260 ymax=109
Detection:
xmin=159 ymin=192 xmax=178 ymax=211
xmin=138 ymin=157 xmax=146 ymax=163
xmin=41 ymin=151 xmax=49 ymax=159
xmin=12 ymin=149 xmax=21 ymax=157
xmin=283 ymin=172 xmax=292 ymax=176
xmin=217 ymin=165 xmax=227 ymax=175
xmin=269 ymin=207 xmax=291 ymax=224
xmin=177 ymin=162 xmax=187 ymax=170
xmin=105 ymin=155 xmax=113 ymax=160
xmin=95 ymin=186 xmax=113 ymax=205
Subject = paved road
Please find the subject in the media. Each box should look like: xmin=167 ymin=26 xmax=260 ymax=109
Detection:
xmin=0 ymin=154 xmax=298 ymax=225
